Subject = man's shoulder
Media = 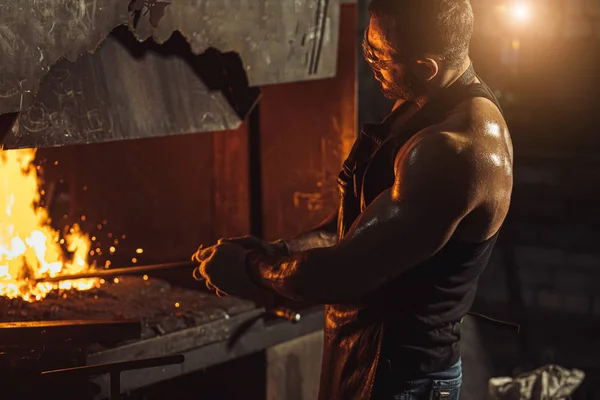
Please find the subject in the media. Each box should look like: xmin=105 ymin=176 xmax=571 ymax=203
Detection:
xmin=419 ymin=95 xmax=510 ymax=155
xmin=391 ymin=110 xmax=512 ymax=227
xmin=402 ymin=128 xmax=467 ymax=157
xmin=447 ymin=95 xmax=508 ymax=135
xmin=391 ymin=127 xmax=478 ymax=215
xmin=395 ymin=91 xmax=511 ymax=173
xmin=395 ymin=107 xmax=511 ymax=185
xmin=394 ymin=127 xmax=475 ymax=186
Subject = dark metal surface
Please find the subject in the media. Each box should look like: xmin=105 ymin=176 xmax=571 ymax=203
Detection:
xmin=0 ymin=319 xmax=141 ymax=345
xmin=0 ymin=277 xmax=272 ymax=397
xmin=2 ymin=28 xmax=259 ymax=149
xmin=88 ymin=308 xmax=266 ymax=365
xmin=89 ymin=307 xmax=325 ymax=398
xmin=0 ymin=0 xmax=339 ymax=115
xmin=0 ymin=276 xmax=256 ymax=341
xmin=0 ymin=275 xmax=323 ymax=397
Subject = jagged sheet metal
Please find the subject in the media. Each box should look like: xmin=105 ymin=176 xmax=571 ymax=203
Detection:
xmin=0 ymin=0 xmax=339 ymax=114
xmin=2 ymin=30 xmax=261 ymax=149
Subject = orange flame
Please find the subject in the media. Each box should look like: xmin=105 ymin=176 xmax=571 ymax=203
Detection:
xmin=0 ymin=149 xmax=99 ymax=302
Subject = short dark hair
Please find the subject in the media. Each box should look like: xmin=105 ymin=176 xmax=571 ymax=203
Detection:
xmin=368 ymin=0 xmax=474 ymax=67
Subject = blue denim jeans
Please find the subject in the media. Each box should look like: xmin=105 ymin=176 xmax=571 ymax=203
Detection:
xmin=374 ymin=359 xmax=462 ymax=400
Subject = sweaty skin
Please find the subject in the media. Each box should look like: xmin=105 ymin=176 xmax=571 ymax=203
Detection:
xmin=246 ymin=97 xmax=513 ymax=304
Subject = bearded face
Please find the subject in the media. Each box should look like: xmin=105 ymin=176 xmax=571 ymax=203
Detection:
xmin=373 ymin=64 xmax=423 ymax=101
xmin=363 ymin=16 xmax=428 ymax=101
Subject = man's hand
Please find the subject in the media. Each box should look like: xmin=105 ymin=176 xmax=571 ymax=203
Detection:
xmin=193 ymin=242 xmax=265 ymax=300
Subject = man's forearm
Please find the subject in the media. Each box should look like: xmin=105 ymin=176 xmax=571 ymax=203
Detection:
xmin=246 ymin=246 xmax=353 ymax=304
xmin=246 ymin=187 xmax=456 ymax=305
xmin=245 ymin=207 xmax=374 ymax=304
xmin=284 ymin=210 xmax=338 ymax=254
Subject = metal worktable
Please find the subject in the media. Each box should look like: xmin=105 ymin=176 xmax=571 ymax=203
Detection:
xmin=0 ymin=276 xmax=324 ymax=399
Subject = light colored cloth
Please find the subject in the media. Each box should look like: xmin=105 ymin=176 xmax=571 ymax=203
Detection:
xmin=488 ymin=364 xmax=585 ymax=400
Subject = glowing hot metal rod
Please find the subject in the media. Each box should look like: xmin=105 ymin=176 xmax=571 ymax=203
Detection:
xmin=34 ymin=261 xmax=195 ymax=284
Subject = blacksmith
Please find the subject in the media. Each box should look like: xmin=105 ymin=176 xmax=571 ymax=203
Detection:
xmin=194 ymin=0 xmax=513 ymax=398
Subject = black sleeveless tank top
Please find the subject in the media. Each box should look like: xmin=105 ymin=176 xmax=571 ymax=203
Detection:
xmin=323 ymin=65 xmax=506 ymax=400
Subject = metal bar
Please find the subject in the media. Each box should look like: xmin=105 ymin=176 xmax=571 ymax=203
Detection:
xmin=88 ymin=309 xmax=266 ymax=366
xmin=35 ymin=261 xmax=196 ymax=284
xmin=42 ymin=354 xmax=185 ymax=377
xmin=43 ymin=355 xmax=185 ymax=399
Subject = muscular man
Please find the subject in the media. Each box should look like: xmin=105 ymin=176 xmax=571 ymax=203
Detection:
xmin=195 ymin=0 xmax=513 ymax=399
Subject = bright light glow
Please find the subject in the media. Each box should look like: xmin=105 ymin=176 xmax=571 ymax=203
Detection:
xmin=511 ymin=3 xmax=530 ymax=22
xmin=486 ymin=122 xmax=501 ymax=137
xmin=0 ymin=149 xmax=99 ymax=301
xmin=489 ymin=154 xmax=502 ymax=167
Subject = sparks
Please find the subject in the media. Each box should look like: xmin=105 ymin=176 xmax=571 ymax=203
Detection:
xmin=0 ymin=149 xmax=99 ymax=301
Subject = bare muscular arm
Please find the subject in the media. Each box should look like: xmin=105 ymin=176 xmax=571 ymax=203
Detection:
xmin=245 ymin=131 xmax=482 ymax=304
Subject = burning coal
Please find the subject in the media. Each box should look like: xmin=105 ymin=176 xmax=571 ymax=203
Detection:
xmin=0 ymin=149 xmax=99 ymax=301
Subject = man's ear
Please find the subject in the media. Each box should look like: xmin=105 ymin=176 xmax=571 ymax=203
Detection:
xmin=415 ymin=58 xmax=439 ymax=82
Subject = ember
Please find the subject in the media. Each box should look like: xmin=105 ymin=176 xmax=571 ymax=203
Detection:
xmin=0 ymin=149 xmax=99 ymax=302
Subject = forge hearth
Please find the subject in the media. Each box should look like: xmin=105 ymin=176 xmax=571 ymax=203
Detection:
xmin=0 ymin=276 xmax=254 ymax=341
xmin=0 ymin=276 xmax=255 ymax=378
xmin=0 ymin=276 xmax=324 ymax=399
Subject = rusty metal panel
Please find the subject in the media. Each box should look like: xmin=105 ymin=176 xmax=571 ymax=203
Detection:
xmin=259 ymin=4 xmax=357 ymax=240
xmin=0 ymin=0 xmax=340 ymax=115
xmin=35 ymin=130 xmax=219 ymax=266
xmin=212 ymin=124 xmax=252 ymax=239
